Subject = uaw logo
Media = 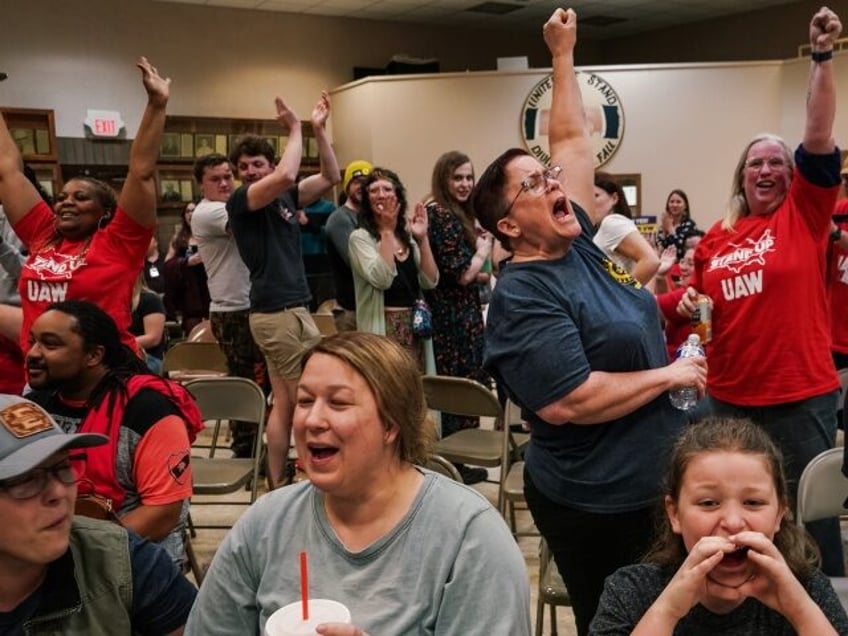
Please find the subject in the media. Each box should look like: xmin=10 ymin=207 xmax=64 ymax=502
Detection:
xmin=27 ymin=251 xmax=87 ymax=280
xmin=707 ymin=229 xmax=775 ymax=275
xmin=707 ymin=229 xmax=775 ymax=301
xmin=520 ymin=71 xmax=624 ymax=168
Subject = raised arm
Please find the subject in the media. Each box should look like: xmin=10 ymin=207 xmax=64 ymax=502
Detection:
xmin=410 ymin=202 xmax=439 ymax=286
xmin=119 ymin=57 xmax=170 ymax=229
xmin=0 ymin=116 xmax=41 ymax=225
xmin=803 ymin=6 xmax=841 ymax=154
xmin=615 ymin=231 xmax=660 ymax=286
xmin=245 ymin=98 xmax=302 ymax=211
xmin=545 ymin=8 xmax=594 ymax=214
xmin=298 ymin=91 xmax=342 ymax=207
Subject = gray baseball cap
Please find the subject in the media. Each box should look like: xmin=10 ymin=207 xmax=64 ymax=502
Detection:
xmin=0 ymin=395 xmax=107 ymax=481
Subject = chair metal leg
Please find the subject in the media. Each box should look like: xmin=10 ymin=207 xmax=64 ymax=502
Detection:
xmin=549 ymin=605 xmax=558 ymax=636
xmin=535 ymin=593 xmax=544 ymax=636
xmin=187 ymin=511 xmax=196 ymax=538
xmin=184 ymin=530 xmax=204 ymax=585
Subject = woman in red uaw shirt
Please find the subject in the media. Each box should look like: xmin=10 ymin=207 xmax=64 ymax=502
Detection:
xmin=0 ymin=57 xmax=170 ymax=355
xmin=678 ymin=7 xmax=844 ymax=577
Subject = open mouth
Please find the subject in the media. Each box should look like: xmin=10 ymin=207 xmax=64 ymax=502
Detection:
xmin=552 ymin=196 xmax=570 ymax=222
xmin=720 ymin=547 xmax=749 ymax=567
xmin=308 ymin=445 xmax=339 ymax=461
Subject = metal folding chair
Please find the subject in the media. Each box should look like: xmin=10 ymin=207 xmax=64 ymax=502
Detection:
xmin=183 ymin=377 xmax=267 ymax=530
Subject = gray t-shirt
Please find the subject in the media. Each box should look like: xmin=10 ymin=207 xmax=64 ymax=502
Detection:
xmin=325 ymin=204 xmax=358 ymax=310
xmin=191 ymin=198 xmax=250 ymax=312
xmin=589 ymin=562 xmax=848 ymax=635
xmin=185 ymin=471 xmax=532 ymax=635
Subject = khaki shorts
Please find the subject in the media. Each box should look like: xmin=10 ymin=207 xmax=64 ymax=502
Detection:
xmin=249 ymin=307 xmax=321 ymax=380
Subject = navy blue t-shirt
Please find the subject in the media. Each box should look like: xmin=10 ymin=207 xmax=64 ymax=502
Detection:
xmin=226 ymin=184 xmax=311 ymax=312
xmin=484 ymin=204 xmax=685 ymax=513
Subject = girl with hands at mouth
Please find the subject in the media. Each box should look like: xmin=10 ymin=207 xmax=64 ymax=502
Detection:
xmin=589 ymin=417 xmax=848 ymax=635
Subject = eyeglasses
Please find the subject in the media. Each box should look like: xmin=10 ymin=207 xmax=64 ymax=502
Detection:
xmin=505 ymin=165 xmax=563 ymax=215
xmin=744 ymin=157 xmax=788 ymax=171
xmin=0 ymin=455 xmax=86 ymax=500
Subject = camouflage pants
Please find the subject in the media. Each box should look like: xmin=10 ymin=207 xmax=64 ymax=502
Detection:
xmin=210 ymin=310 xmax=268 ymax=457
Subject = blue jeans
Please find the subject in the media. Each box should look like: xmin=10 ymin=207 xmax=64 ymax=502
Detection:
xmin=708 ymin=390 xmax=844 ymax=576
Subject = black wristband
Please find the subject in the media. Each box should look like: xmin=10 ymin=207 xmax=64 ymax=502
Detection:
xmin=812 ymin=50 xmax=834 ymax=63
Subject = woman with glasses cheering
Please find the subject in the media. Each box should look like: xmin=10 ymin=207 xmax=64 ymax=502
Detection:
xmin=472 ymin=9 xmax=705 ymax=636
xmin=678 ymin=6 xmax=845 ymax=578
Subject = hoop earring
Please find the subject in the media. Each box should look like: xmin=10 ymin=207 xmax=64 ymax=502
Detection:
xmin=97 ymin=214 xmax=111 ymax=231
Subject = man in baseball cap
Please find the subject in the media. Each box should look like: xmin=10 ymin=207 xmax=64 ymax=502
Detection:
xmin=0 ymin=394 xmax=196 ymax=633
xmin=326 ymin=159 xmax=373 ymax=332
xmin=0 ymin=394 xmax=106 ymax=480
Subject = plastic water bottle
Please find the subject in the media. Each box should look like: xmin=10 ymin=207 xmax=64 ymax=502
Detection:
xmin=669 ymin=334 xmax=704 ymax=411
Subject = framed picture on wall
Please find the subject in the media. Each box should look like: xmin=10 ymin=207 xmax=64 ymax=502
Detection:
xmin=161 ymin=133 xmax=181 ymax=158
xmin=179 ymin=180 xmax=194 ymax=202
xmin=160 ymin=179 xmax=182 ymax=202
xmin=215 ymin=134 xmax=228 ymax=154
xmin=34 ymin=129 xmax=51 ymax=155
xmin=195 ymin=134 xmax=216 ymax=157
xmin=11 ymin=129 xmax=35 ymax=155
xmin=180 ymin=133 xmax=194 ymax=158
xmin=228 ymin=134 xmax=243 ymax=154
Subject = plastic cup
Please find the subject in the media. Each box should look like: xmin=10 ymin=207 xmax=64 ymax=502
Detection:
xmin=265 ymin=599 xmax=351 ymax=636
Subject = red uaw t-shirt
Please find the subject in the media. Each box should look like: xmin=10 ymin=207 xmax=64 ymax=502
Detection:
xmin=828 ymin=199 xmax=848 ymax=355
xmin=694 ymin=168 xmax=839 ymax=406
xmin=13 ymin=200 xmax=153 ymax=353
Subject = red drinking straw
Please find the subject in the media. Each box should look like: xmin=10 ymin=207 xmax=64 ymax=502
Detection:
xmin=300 ymin=551 xmax=309 ymax=621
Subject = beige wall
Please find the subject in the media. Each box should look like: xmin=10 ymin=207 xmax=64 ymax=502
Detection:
xmin=0 ymin=0 xmax=551 ymax=137
xmin=331 ymin=54 xmax=846 ymax=230
xmin=2 ymin=0 xmax=845 ymax=230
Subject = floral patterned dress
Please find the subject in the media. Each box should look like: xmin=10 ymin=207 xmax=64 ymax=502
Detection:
xmin=424 ymin=202 xmax=490 ymax=436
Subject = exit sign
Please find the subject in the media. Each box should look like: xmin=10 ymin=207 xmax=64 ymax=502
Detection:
xmin=85 ymin=109 xmax=125 ymax=138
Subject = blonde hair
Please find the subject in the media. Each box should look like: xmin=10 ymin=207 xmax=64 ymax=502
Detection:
xmin=722 ymin=134 xmax=794 ymax=231
xmin=301 ymin=332 xmax=434 ymax=464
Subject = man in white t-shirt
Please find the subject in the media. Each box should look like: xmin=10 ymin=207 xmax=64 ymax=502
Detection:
xmin=191 ymin=153 xmax=266 ymax=458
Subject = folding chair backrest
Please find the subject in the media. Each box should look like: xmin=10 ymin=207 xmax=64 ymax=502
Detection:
xmin=183 ymin=377 xmax=267 ymax=521
xmin=422 ymin=375 xmax=502 ymax=421
xmin=183 ymin=376 xmax=266 ymax=426
xmin=188 ymin=319 xmax=217 ymax=343
xmin=423 ymin=454 xmax=463 ymax=482
xmin=311 ymin=313 xmax=337 ymax=337
xmin=796 ymin=448 xmax=847 ymax=527
xmin=163 ymin=341 xmax=228 ymax=375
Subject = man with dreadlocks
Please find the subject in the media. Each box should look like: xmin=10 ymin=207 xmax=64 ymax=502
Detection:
xmin=24 ymin=300 xmax=203 ymax=565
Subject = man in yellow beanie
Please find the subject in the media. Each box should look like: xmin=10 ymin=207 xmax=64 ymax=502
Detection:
xmin=325 ymin=160 xmax=372 ymax=332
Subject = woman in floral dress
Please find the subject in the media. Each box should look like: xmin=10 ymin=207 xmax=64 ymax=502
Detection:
xmin=424 ymin=151 xmax=493 ymax=443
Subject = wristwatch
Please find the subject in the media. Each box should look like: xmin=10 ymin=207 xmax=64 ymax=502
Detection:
xmin=831 ymin=227 xmax=842 ymax=242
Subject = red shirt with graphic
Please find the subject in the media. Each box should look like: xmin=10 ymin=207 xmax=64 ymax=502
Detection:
xmin=13 ymin=200 xmax=153 ymax=353
xmin=694 ymin=157 xmax=839 ymax=406
xmin=828 ymin=199 xmax=848 ymax=355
